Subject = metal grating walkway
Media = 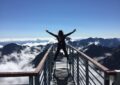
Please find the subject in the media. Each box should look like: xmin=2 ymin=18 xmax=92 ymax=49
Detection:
xmin=51 ymin=57 xmax=75 ymax=85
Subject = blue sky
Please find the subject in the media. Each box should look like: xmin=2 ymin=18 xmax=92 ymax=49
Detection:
xmin=0 ymin=0 xmax=120 ymax=39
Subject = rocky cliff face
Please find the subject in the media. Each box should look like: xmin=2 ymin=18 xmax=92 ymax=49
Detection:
xmin=83 ymin=44 xmax=112 ymax=58
xmin=103 ymin=46 xmax=120 ymax=70
xmin=1 ymin=43 xmax=23 ymax=55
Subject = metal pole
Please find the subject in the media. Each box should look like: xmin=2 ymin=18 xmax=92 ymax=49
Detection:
xmin=77 ymin=55 xmax=79 ymax=85
xmin=112 ymin=72 xmax=120 ymax=85
xmin=72 ymin=49 xmax=74 ymax=78
xmin=35 ymin=75 xmax=40 ymax=85
xmin=48 ymin=56 xmax=51 ymax=85
xmin=44 ymin=62 xmax=47 ymax=85
xmin=69 ymin=48 xmax=72 ymax=74
xmin=85 ymin=60 xmax=89 ymax=85
xmin=104 ymin=73 xmax=110 ymax=85
xmin=29 ymin=76 xmax=33 ymax=85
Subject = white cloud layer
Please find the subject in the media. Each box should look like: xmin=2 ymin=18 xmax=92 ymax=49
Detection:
xmin=23 ymin=42 xmax=49 ymax=47
xmin=0 ymin=37 xmax=55 ymax=42
xmin=0 ymin=45 xmax=42 ymax=84
xmin=0 ymin=45 xmax=3 ymax=48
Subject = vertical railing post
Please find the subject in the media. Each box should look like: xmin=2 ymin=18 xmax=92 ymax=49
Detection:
xmin=77 ymin=53 xmax=79 ymax=85
xmin=44 ymin=62 xmax=47 ymax=85
xmin=104 ymin=73 xmax=110 ymax=85
xmin=67 ymin=46 xmax=69 ymax=70
xmin=67 ymin=46 xmax=69 ymax=54
xmin=69 ymin=48 xmax=72 ymax=74
xmin=29 ymin=76 xmax=34 ymax=85
xmin=48 ymin=54 xmax=51 ymax=85
xmin=72 ymin=49 xmax=74 ymax=78
xmin=85 ymin=59 xmax=89 ymax=85
xmin=35 ymin=75 xmax=40 ymax=85
xmin=112 ymin=73 xmax=120 ymax=85
xmin=66 ymin=46 xmax=68 ymax=53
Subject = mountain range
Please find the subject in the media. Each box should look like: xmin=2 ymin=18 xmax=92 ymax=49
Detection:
xmin=0 ymin=37 xmax=120 ymax=70
xmin=0 ymin=43 xmax=43 ymax=67
xmin=69 ymin=37 xmax=120 ymax=48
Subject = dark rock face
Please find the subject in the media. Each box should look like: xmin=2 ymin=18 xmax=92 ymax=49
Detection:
xmin=82 ymin=44 xmax=120 ymax=70
xmin=0 ymin=48 xmax=2 ymax=52
xmin=32 ymin=49 xmax=48 ymax=67
xmin=31 ymin=44 xmax=51 ymax=67
xmin=1 ymin=43 xmax=23 ymax=55
xmin=84 ymin=44 xmax=112 ymax=58
xmin=103 ymin=46 xmax=120 ymax=70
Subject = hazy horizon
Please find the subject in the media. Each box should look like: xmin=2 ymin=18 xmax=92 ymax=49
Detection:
xmin=0 ymin=37 xmax=120 ymax=43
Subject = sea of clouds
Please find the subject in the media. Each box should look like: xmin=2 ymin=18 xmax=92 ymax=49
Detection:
xmin=0 ymin=45 xmax=3 ymax=48
xmin=0 ymin=38 xmax=50 ymax=84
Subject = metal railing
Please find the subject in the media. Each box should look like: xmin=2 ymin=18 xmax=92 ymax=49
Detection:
xmin=67 ymin=44 xmax=120 ymax=85
xmin=0 ymin=44 xmax=54 ymax=85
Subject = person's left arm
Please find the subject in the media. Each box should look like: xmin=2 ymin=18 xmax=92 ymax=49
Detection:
xmin=65 ymin=29 xmax=76 ymax=37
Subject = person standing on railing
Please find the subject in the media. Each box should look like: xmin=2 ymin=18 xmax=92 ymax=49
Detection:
xmin=46 ymin=29 xmax=76 ymax=62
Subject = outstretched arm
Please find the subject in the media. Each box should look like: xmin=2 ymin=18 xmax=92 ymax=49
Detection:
xmin=46 ymin=30 xmax=57 ymax=37
xmin=65 ymin=29 xmax=76 ymax=37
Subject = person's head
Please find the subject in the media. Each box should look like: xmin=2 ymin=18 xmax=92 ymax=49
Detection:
xmin=58 ymin=30 xmax=64 ymax=36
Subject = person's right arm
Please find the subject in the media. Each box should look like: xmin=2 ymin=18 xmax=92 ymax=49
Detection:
xmin=46 ymin=30 xmax=57 ymax=37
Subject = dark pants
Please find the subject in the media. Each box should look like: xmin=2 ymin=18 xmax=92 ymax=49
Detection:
xmin=54 ymin=44 xmax=69 ymax=61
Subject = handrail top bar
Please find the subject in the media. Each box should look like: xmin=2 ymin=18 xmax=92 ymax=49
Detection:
xmin=0 ymin=71 xmax=37 ymax=77
xmin=0 ymin=45 xmax=53 ymax=77
xmin=35 ymin=45 xmax=53 ymax=73
xmin=67 ymin=44 xmax=117 ymax=74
